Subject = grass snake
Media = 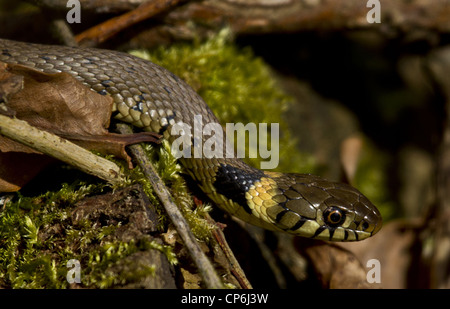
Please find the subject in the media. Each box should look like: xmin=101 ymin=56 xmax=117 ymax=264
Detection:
xmin=0 ymin=38 xmax=382 ymax=241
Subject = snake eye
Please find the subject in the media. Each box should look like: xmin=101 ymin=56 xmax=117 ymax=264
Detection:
xmin=323 ymin=207 xmax=346 ymax=227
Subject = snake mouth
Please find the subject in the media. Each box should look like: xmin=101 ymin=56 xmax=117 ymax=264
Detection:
xmin=370 ymin=216 xmax=383 ymax=236
xmin=288 ymin=219 xmax=373 ymax=241
xmin=313 ymin=213 xmax=382 ymax=241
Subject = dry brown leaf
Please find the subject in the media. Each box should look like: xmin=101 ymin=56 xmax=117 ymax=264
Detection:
xmin=0 ymin=62 xmax=160 ymax=191
xmin=4 ymin=63 xmax=113 ymax=136
xmin=295 ymin=238 xmax=375 ymax=289
xmin=0 ymin=62 xmax=23 ymax=105
xmin=338 ymin=219 xmax=425 ymax=288
xmin=0 ymin=62 xmax=114 ymax=156
xmin=340 ymin=134 xmax=363 ymax=183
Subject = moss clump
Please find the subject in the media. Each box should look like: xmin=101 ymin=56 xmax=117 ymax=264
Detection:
xmin=0 ymin=180 xmax=178 ymax=289
xmin=131 ymin=28 xmax=316 ymax=174
xmin=82 ymin=238 xmax=177 ymax=288
xmin=137 ymin=140 xmax=216 ymax=242
xmin=0 ymin=182 xmax=103 ymax=288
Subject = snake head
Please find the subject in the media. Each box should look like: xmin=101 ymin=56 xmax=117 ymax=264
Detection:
xmin=261 ymin=172 xmax=382 ymax=241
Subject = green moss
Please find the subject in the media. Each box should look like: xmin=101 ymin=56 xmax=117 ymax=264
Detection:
xmin=0 ymin=179 xmax=180 ymax=288
xmin=140 ymin=141 xmax=215 ymax=242
xmin=82 ymin=238 xmax=176 ymax=288
xmin=0 ymin=181 xmax=106 ymax=288
xmin=130 ymin=28 xmax=316 ymax=174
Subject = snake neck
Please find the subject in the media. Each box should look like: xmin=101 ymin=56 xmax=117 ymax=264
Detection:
xmin=180 ymin=155 xmax=284 ymax=231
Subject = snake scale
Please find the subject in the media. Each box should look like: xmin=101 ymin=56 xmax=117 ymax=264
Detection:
xmin=0 ymin=38 xmax=381 ymax=241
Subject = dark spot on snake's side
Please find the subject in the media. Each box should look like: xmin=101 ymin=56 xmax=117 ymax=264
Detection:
xmin=158 ymin=117 xmax=172 ymax=135
xmin=98 ymin=89 xmax=107 ymax=95
xmin=158 ymin=126 xmax=168 ymax=135
xmin=157 ymin=114 xmax=176 ymax=135
xmin=163 ymin=86 xmax=171 ymax=94
xmin=214 ymin=164 xmax=264 ymax=214
xmin=85 ymin=57 xmax=97 ymax=64
xmin=166 ymin=113 xmax=175 ymax=122
xmin=170 ymin=72 xmax=180 ymax=82
xmin=157 ymin=113 xmax=176 ymax=135
xmin=101 ymin=80 xmax=112 ymax=87
xmin=2 ymin=49 xmax=11 ymax=57
xmin=126 ymin=66 xmax=136 ymax=74
xmin=131 ymin=102 xmax=144 ymax=112
xmin=41 ymin=55 xmax=50 ymax=60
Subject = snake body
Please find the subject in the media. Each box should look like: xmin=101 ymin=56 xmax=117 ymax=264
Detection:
xmin=0 ymin=39 xmax=382 ymax=241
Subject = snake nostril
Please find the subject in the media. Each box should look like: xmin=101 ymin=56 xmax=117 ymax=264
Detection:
xmin=362 ymin=221 xmax=369 ymax=231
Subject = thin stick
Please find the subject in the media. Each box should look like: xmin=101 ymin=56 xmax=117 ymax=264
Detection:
xmin=75 ymin=0 xmax=184 ymax=47
xmin=207 ymin=214 xmax=253 ymax=289
xmin=0 ymin=114 xmax=125 ymax=185
xmin=116 ymin=123 xmax=224 ymax=289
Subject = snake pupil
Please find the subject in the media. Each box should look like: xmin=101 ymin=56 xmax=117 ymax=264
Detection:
xmin=324 ymin=207 xmax=345 ymax=227
xmin=330 ymin=212 xmax=341 ymax=223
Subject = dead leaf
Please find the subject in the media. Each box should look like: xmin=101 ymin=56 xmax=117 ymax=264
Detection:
xmin=338 ymin=219 xmax=425 ymax=288
xmin=0 ymin=62 xmax=160 ymax=191
xmin=0 ymin=62 xmax=23 ymax=104
xmin=295 ymin=238 xmax=376 ymax=289
xmin=0 ymin=62 xmax=114 ymax=157
xmin=4 ymin=63 xmax=113 ymax=135
xmin=340 ymin=134 xmax=363 ymax=183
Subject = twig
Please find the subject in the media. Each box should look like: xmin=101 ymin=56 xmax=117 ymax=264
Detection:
xmin=27 ymin=0 xmax=146 ymax=13
xmin=75 ymin=0 xmax=185 ymax=47
xmin=116 ymin=123 xmax=224 ymax=289
xmin=0 ymin=114 xmax=125 ymax=185
xmin=207 ymin=214 xmax=253 ymax=289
